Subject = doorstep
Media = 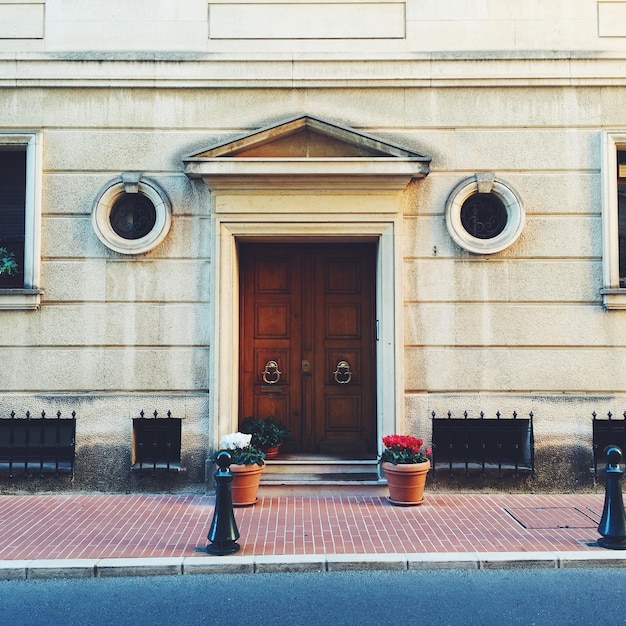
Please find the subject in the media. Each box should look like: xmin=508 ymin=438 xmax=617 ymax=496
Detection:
xmin=258 ymin=454 xmax=387 ymax=496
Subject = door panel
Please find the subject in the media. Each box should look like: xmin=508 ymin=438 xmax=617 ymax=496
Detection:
xmin=314 ymin=246 xmax=373 ymax=454
xmin=255 ymin=304 xmax=290 ymax=338
xmin=239 ymin=243 xmax=376 ymax=455
xmin=241 ymin=247 xmax=302 ymax=447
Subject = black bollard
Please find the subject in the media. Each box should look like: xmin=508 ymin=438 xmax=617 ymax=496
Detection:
xmin=199 ymin=450 xmax=241 ymax=555
xmin=597 ymin=445 xmax=626 ymax=550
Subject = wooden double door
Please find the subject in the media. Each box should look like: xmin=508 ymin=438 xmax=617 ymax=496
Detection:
xmin=239 ymin=243 xmax=377 ymax=455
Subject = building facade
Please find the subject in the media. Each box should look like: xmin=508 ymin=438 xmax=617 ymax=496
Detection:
xmin=1 ymin=0 xmax=626 ymax=492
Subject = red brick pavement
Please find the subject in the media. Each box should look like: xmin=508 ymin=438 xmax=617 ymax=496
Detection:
xmin=0 ymin=493 xmax=608 ymax=561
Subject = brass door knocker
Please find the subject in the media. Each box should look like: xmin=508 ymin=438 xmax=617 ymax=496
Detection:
xmin=262 ymin=360 xmax=281 ymax=384
xmin=333 ymin=360 xmax=352 ymax=384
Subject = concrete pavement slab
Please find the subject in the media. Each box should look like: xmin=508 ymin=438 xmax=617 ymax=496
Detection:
xmin=183 ymin=555 xmax=255 ymax=575
xmin=254 ymin=554 xmax=326 ymax=573
xmin=27 ymin=558 xmax=99 ymax=579
xmin=96 ymin=557 xmax=183 ymax=577
xmin=0 ymin=560 xmax=29 ymax=580
xmin=558 ymin=551 xmax=626 ymax=568
xmin=478 ymin=552 xmax=559 ymax=569
xmin=326 ymin=553 xmax=407 ymax=571
xmin=407 ymin=552 xmax=479 ymax=569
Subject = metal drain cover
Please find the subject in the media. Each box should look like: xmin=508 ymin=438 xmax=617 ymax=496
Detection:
xmin=505 ymin=506 xmax=599 ymax=529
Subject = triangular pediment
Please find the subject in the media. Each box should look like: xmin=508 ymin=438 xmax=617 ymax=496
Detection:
xmin=186 ymin=115 xmax=431 ymax=160
xmin=183 ymin=115 xmax=430 ymax=190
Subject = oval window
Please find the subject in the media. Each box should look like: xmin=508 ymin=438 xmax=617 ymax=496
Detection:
xmin=92 ymin=177 xmax=171 ymax=255
xmin=445 ymin=175 xmax=525 ymax=254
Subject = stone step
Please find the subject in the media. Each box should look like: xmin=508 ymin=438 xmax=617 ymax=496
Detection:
xmin=264 ymin=459 xmax=380 ymax=476
xmin=262 ymin=472 xmax=381 ymax=482
xmin=258 ymin=454 xmax=384 ymax=495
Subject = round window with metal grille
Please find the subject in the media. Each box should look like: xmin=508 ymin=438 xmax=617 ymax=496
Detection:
xmin=92 ymin=176 xmax=171 ymax=255
xmin=445 ymin=175 xmax=525 ymax=254
xmin=460 ymin=193 xmax=508 ymax=240
xmin=109 ymin=194 xmax=158 ymax=240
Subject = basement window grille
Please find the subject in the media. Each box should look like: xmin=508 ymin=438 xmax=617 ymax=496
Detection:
xmin=592 ymin=411 xmax=626 ymax=480
xmin=431 ymin=410 xmax=535 ymax=479
xmin=131 ymin=410 xmax=183 ymax=475
xmin=0 ymin=411 xmax=76 ymax=478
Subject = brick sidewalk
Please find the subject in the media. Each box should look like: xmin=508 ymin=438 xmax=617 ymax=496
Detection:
xmin=0 ymin=493 xmax=609 ymax=561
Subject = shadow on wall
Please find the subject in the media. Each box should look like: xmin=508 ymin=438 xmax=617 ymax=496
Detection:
xmin=75 ymin=444 xmax=207 ymax=493
xmin=427 ymin=441 xmax=593 ymax=494
xmin=532 ymin=442 xmax=595 ymax=492
xmin=0 ymin=443 xmax=207 ymax=495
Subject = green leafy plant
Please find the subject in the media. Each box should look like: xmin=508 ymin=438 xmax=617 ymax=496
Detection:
xmin=0 ymin=247 xmax=18 ymax=276
xmin=240 ymin=416 xmax=290 ymax=450
xmin=380 ymin=434 xmax=431 ymax=465
xmin=212 ymin=432 xmax=265 ymax=466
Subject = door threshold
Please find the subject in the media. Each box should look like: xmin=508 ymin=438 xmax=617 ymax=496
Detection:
xmin=264 ymin=454 xmax=379 ymax=473
xmin=263 ymin=473 xmax=383 ymax=482
xmin=266 ymin=453 xmax=378 ymax=463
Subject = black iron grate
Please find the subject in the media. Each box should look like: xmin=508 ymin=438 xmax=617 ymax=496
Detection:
xmin=592 ymin=411 xmax=626 ymax=480
xmin=431 ymin=411 xmax=535 ymax=479
xmin=131 ymin=410 xmax=183 ymax=475
xmin=0 ymin=410 xmax=76 ymax=478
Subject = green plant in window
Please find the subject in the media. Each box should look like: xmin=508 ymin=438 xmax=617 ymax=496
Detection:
xmin=0 ymin=247 xmax=18 ymax=276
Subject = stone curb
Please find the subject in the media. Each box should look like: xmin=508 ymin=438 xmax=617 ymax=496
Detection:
xmin=2 ymin=551 xmax=626 ymax=579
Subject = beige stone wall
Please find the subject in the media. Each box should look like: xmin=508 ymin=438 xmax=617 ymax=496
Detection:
xmin=0 ymin=87 xmax=215 ymax=492
xmin=2 ymin=0 xmax=625 ymax=53
xmin=2 ymin=81 xmax=625 ymax=491
xmin=400 ymin=86 xmax=622 ymax=490
xmin=0 ymin=0 xmax=625 ymax=492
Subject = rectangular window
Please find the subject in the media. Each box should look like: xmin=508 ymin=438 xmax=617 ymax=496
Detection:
xmin=619 ymin=149 xmax=626 ymax=283
xmin=131 ymin=416 xmax=183 ymax=474
xmin=0 ymin=148 xmax=27 ymax=288
xmin=0 ymin=133 xmax=41 ymax=310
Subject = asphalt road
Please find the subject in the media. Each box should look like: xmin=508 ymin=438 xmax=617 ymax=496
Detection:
xmin=1 ymin=568 xmax=625 ymax=626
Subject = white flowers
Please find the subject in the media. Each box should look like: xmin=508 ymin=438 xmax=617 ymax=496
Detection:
xmin=219 ymin=432 xmax=252 ymax=450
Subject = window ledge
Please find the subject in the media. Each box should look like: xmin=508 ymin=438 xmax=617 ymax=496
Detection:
xmin=601 ymin=288 xmax=626 ymax=310
xmin=0 ymin=289 xmax=41 ymax=311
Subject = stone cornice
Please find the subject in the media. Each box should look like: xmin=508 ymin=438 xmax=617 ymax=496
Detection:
xmin=1 ymin=52 xmax=626 ymax=88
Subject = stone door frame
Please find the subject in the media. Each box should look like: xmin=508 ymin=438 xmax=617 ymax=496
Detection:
xmin=212 ymin=217 xmax=401 ymax=457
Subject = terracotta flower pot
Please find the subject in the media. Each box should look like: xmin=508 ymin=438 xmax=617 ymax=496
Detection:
xmin=230 ymin=463 xmax=264 ymax=507
xmin=382 ymin=460 xmax=430 ymax=506
xmin=263 ymin=445 xmax=281 ymax=459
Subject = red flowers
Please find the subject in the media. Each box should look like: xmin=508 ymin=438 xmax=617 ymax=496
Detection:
xmin=381 ymin=434 xmax=430 ymax=465
xmin=383 ymin=434 xmax=424 ymax=453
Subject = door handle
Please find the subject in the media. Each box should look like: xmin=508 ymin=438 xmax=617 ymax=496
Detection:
xmin=301 ymin=359 xmax=311 ymax=373
xmin=333 ymin=360 xmax=352 ymax=384
xmin=261 ymin=360 xmax=281 ymax=384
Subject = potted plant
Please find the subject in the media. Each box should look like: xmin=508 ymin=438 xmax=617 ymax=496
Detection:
xmin=380 ymin=434 xmax=431 ymax=506
xmin=240 ymin=416 xmax=290 ymax=459
xmin=0 ymin=247 xmax=18 ymax=277
xmin=215 ymin=432 xmax=265 ymax=506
